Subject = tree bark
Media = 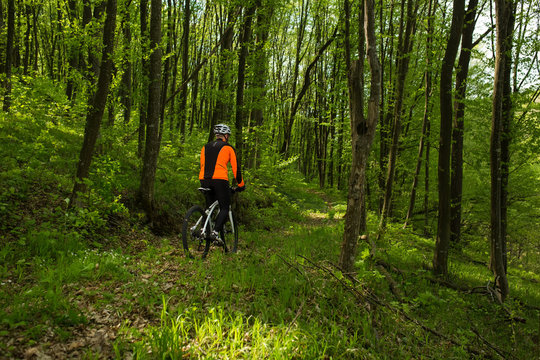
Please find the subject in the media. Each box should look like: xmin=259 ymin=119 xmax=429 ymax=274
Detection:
xmin=490 ymin=0 xmax=514 ymax=301
xmin=23 ymin=3 xmax=32 ymax=75
xmin=247 ymin=0 xmax=272 ymax=169
xmin=66 ymin=0 xmax=80 ymax=100
xmin=139 ymin=0 xmax=162 ymax=218
xmin=433 ymin=0 xmax=465 ymax=276
xmin=279 ymin=0 xmax=309 ymax=156
xmin=500 ymin=5 xmax=515 ymax=273
xmin=69 ymin=0 xmax=117 ymax=206
xmin=377 ymin=0 xmax=396 ymax=213
xmin=120 ymin=1 xmax=133 ymax=123
xmin=208 ymin=5 xmax=236 ymax=142
xmin=179 ymin=0 xmax=191 ymax=137
xmin=379 ymin=0 xmax=418 ymax=230
xmin=235 ymin=3 xmax=256 ymax=165
xmin=404 ymin=0 xmax=435 ymax=230
xmin=339 ymin=0 xmax=381 ymax=272
xmin=159 ymin=0 xmax=174 ymax=139
xmin=2 ymin=0 xmax=14 ymax=111
xmin=450 ymin=0 xmax=479 ymax=243
xmin=0 ymin=1 xmax=4 ymax=74
xmin=138 ymin=0 xmax=149 ymax=158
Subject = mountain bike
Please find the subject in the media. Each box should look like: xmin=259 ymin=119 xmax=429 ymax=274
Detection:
xmin=182 ymin=187 xmax=239 ymax=259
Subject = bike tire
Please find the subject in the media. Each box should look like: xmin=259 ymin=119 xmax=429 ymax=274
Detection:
xmin=222 ymin=211 xmax=239 ymax=253
xmin=182 ymin=205 xmax=210 ymax=258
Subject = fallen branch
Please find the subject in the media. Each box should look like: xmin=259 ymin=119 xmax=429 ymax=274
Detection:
xmin=471 ymin=327 xmax=515 ymax=360
xmin=300 ymin=256 xmax=491 ymax=359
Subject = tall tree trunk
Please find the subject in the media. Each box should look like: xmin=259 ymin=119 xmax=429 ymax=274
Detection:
xmin=279 ymin=0 xmax=309 ymax=156
xmin=490 ymin=0 xmax=514 ymax=302
xmin=120 ymin=1 xmax=132 ymax=123
xmin=179 ymin=0 xmax=191 ymax=136
xmin=32 ymin=4 xmax=39 ymax=72
xmin=0 ymin=0 xmax=4 ymax=74
xmin=159 ymin=0 xmax=173 ymax=139
xmin=139 ymin=0 xmax=162 ymax=218
xmin=23 ymin=3 xmax=31 ymax=75
xmin=69 ymin=0 xmax=117 ymax=206
xmin=377 ymin=0 xmax=396 ymax=213
xmin=404 ymin=0 xmax=435 ymax=230
xmin=433 ymin=0 xmax=465 ymax=276
xmin=379 ymin=0 xmax=418 ymax=230
xmin=280 ymin=27 xmax=337 ymax=157
xmin=450 ymin=0 xmax=479 ymax=243
xmin=208 ymin=5 xmax=236 ymax=142
xmin=247 ymin=0 xmax=272 ymax=169
xmin=424 ymin=103 xmax=431 ymax=235
xmin=337 ymin=99 xmax=346 ymax=190
xmin=80 ymin=0 xmax=92 ymax=73
xmin=2 ymin=0 xmax=14 ymax=111
xmin=168 ymin=0 xmax=178 ymax=136
xmin=88 ymin=2 xmax=107 ymax=79
xmin=500 ymin=5 xmax=515 ymax=273
xmin=339 ymin=0 xmax=381 ymax=272
xmin=235 ymin=3 xmax=256 ymax=164
xmin=138 ymin=0 xmax=149 ymax=158
xmin=66 ymin=0 xmax=80 ymax=100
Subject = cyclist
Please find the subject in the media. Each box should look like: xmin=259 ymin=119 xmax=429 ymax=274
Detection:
xmin=199 ymin=124 xmax=245 ymax=243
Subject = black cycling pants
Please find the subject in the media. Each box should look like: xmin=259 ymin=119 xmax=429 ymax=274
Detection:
xmin=200 ymin=179 xmax=230 ymax=233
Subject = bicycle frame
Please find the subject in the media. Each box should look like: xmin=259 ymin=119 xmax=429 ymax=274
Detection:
xmin=183 ymin=187 xmax=239 ymax=257
xmin=193 ymin=200 xmax=235 ymax=238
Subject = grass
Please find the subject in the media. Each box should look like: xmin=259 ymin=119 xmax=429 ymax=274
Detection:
xmin=1 ymin=178 xmax=538 ymax=358
xmin=1 ymin=77 xmax=539 ymax=359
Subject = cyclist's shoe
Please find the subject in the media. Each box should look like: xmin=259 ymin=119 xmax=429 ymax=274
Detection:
xmin=209 ymin=230 xmax=224 ymax=246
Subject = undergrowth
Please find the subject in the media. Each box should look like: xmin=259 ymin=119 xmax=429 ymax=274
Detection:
xmin=0 ymin=76 xmax=538 ymax=359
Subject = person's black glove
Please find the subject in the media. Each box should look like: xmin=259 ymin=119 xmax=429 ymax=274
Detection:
xmin=236 ymin=185 xmax=246 ymax=193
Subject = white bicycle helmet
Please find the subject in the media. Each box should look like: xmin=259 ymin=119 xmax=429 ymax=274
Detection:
xmin=213 ymin=124 xmax=232 ymax=135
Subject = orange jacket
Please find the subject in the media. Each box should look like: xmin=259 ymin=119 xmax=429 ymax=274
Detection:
xmin=199 ymin=139 xmax=245 ymax=187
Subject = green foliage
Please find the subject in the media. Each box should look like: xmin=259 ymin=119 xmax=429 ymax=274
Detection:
xmin=1 ymin=45 xmax=539 ymax=358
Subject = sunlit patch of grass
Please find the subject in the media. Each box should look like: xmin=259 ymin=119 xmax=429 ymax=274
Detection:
xmin=145 ymin=302 xmax=316 ymax=359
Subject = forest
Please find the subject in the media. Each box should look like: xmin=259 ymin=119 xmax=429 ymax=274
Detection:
xmin=0 ymin=0 xmax=539 ymax=358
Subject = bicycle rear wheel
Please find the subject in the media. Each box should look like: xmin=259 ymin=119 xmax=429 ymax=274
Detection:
xmin=182 ymin=205 xmax=210 ymax=258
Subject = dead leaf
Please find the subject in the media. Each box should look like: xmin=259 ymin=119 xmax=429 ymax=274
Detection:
xmin=24 ymin=347 xmax=39 ymax=358
xmin=67 ymin=340 xmax=85 ymax=351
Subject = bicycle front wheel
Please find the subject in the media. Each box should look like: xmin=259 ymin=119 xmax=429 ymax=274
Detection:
xmin=182 ymin=205 xmax=210 ymax=258
xmin=222 ymin=211 xmax=239 ymax=253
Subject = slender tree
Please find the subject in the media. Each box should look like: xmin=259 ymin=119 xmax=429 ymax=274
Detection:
xmin=279 ymin=0 xmax=309 ymax=156
xmin=208 ymin=4 xmax=236 ymax=142
xmin=378 ymin=0 xmax=418 ymax=230
xmin=339 ymin=0 xmax=381 ymax=272
xmin=69 ymin=0 xmax=117 ymax=206
xmin=280 ymin=26 xmax=338 ymax=157
xmin=490 ymin=0 xmax=514 ymax=301
xmin=235 ymin=2 xmax=257 ymax=163
xmin=247 ymin=0 xmax=272 ymax=169
xmin=2 ymin=0 xmax=14 ymax=111
xmin=404 ymin=0 xmax=436 ymax=230
xmin=433 ymin=0 xmax=465 ymax=276
xmin=139 ymin=0 xmax=162 ymax=218
xmin=66 ymin=0 xmax=80 ymax=100
xmin=138 ymin=0 xmax=149 ymax=158
xmin=120 ymin=0 xmax=133 ymax=123
xmin=179 ymin=0 xmax=191 ymax=136
xmin=450 ymin=0 xmax=479 ymax=243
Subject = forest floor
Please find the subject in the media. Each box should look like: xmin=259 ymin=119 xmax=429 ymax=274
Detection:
xmin=1 ymin=187 xmax=539 ymax=359
xmin=1 ymin=188 xmax=340 ymax=359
